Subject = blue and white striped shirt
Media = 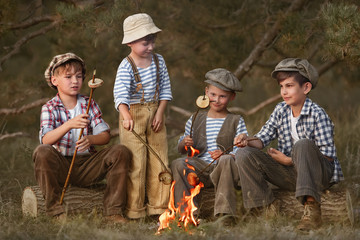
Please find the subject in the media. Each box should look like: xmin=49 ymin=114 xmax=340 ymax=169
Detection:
xmin=113 ymin=53 xmax=172 ymax=110
xmin=255 ymin=97 xmax=343 ymax=183
xmin=179 ymin=115 xmax=248 ymax=163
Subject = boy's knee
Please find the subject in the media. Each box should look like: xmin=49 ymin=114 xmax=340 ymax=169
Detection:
xmin=293 ymin=139 xmax=315 ymax=151
xmin=111 ymin=144 xmax=132 ymax=161
xmin=170 ymin=158 xmax=186 ymax=173
xmin=235 ymin=146 xmax=254 ymax=162
xmin=33 ymin=144 xmax=55 ymax=163
xmin=217 ymin=155 xmax=233 ymax=167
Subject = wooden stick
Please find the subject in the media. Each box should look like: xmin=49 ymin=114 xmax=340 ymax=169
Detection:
xmin=131 ymin=129 xmax=170 ymax=173
xmin=60 ymin=70 xmax=96 ymax=205
xmin=198 ymin=137 xmax=258 ymax=175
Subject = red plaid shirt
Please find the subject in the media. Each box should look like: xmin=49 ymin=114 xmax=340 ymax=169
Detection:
xmin=39 ymin=94 xmax=109 ymax=156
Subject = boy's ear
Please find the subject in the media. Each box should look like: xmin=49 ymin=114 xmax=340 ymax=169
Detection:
xmin=230 ymin=92 xmax=236 ymax=101
xmin=51 ymin=75 xmax=58 ymax=87
xmin=303 ymin=82 xmax=312 ymax=94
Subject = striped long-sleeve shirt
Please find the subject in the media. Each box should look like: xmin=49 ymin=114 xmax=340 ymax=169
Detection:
xmin=113 ymin=53 xmax=172 ymax=110
xmin=179 ymin=115 xmax=248 ymax=163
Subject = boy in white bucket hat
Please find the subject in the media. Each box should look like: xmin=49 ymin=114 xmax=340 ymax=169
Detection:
xmin=113 ymin=13 xmax=172 ymax=220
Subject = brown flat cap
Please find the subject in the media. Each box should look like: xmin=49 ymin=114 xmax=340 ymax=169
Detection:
xmin=204 ymin=68 xmax=242 ymax=92
xmin=44 ymin=53 xmax=85 ymax=89
xmin=271 ymin=58 xmax=319 ymax=88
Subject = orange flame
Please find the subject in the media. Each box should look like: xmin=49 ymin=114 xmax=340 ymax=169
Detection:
xmin=185 ymin=146 xmax=199 ymax=157
xmin=157 ymin=167 xmax=204 ymax=233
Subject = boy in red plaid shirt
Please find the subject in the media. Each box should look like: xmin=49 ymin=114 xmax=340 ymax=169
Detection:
xmin=32 ymin=53 xmax=131 ymax=223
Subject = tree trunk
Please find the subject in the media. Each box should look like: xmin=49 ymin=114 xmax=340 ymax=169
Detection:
xmin=22 ymin=185 xmax=105 ymax=217
xmin=198 ymin=186 xmax=357 ymax=225
xmin=22 ymin=184 xmax=359 ymax=226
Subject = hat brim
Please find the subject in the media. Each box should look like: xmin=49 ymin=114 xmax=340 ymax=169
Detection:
xmin=205 ymin=80 xmax=234 ymax=92
xmin=271 ymin=67 xmax=300 ymax=79
xmin=122 ymin=26 xmax=161 ymax=44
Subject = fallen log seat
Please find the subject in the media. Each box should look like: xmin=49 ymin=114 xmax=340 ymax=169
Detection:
xmin=198 ymin=185 xmax=359 ymax=226
xmin=22 ymin=185 xmax=105 ymax=217
xmin=22 ymin=184 xmax=359 ymax=227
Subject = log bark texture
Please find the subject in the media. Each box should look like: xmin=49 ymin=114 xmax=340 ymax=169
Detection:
xmin=22 ymin=185 xmax=105 ymax=217
xmin=198 ymin=187 xmax=357 ymax=225
xmin=22 ymin=184 xmax=359 ymax=226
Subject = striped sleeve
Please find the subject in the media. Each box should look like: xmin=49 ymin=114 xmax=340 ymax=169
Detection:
xmin=113 ymin=59 xmax=133 ymax=110
xmin=157 ymin=54 xmax=172 ymax=101
xmin=229 ymin=117 xmax=248 ymax=154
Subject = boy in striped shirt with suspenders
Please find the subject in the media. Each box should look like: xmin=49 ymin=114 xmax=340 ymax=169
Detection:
xmin=113 ymin=13 xmax=172 ymax=220
xmin=171 ymin=68 xmax=248 ymax=223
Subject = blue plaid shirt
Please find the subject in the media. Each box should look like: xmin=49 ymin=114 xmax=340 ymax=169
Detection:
xmin=255 ymin=97 xmax=343 ymax=183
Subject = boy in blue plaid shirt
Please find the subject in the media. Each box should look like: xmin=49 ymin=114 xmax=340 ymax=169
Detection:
xmin=235 ymin=58 xmax=343 ymax=231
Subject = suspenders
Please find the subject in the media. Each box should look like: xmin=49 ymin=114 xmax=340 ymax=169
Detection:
xmin=126 ymin=53 xmax=160 ymax=104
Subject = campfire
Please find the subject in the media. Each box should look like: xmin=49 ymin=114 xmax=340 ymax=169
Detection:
xmin=157 ymin=146 xmax=204 ymax=233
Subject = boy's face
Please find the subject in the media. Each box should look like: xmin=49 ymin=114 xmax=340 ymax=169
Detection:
xmin=51 ymin=66 xmax=83 ymax=97
xmin=279 ymin=76 xmax=311 ymax=107
xmin=127 ymin=37 xmax=156 ymax=58
xmin=205 ymin=85 xmax=235 ymax=113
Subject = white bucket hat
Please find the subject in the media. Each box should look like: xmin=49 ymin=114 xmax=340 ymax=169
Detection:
xmin=122 ymin=13 xmax=162 ymax=44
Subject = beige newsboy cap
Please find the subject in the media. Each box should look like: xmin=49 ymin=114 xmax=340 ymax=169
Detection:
xmin=44 ymin=53 xmax=85 ymax=89
xmin=205 ymin=68 xmax=242 ymax=92
xmin=271 ymin=58 xmax=319 ymax=88
xmin=122 ymin=13 xmax=161 ymax=44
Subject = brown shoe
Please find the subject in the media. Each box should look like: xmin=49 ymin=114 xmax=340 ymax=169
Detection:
xmin=296 ymin=201 xmax=322 ymax=231
xmin=53 ymin=213 xmax=67 ymax=224
xmin=105 ymin=214 xmax=128 ymax=224
xmin=265 ymin=199 xmax=280 ymax=219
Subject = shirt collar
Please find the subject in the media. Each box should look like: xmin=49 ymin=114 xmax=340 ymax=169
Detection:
xmin=52 ymin=94 xmax=86 ymax=108
xmin=299 ymin=97 xmax=312 ymax=116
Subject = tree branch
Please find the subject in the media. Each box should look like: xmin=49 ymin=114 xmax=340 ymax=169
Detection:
xmin=229 ymin=94 xmax=282 ymax=115
xmin=4 ymin=15 xmax=57 ymax=30
xmin=0 ymin=21 xmax=59 ymax=71
xmin=0 ymin=132 xmax=30 ymax=141
xmin=0 ymin=98 xmax=49 ymax=115
xmin=234 ymin=0 xmax=309 ymax=80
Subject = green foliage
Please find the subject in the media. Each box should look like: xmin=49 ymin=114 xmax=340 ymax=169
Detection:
xmin=1 ymin=1 xmax=360 ymax=237
xmin=320 ymin=2 xmax=360 ymax=64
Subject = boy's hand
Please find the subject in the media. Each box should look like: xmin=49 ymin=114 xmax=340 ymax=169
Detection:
xmin=234 ymin=133 xmax=249 ymax=147
xmin=68 ymin=114 xmax=90 ymax=129
xmin=267 ymin=148 xmax=293 ymax=166
xmin=183 ymin=135 xmax=194 ymax=147
xmin=122 ymin=119 xmax=134 ymax=131
xmin=209 ymin=149 xmax=223 ymax=161
xmin=76 ymin=136 xmax=91 ymax=152
xmin=152 ymin=111 xmax=163 ymax=133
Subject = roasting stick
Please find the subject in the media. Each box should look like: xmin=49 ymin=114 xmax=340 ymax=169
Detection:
xmin=131 ymin=129 xmax=170 ymax=172
xmin=60 ymin=70 xmax=103 ymax=204
xmin=197 ymin=137 xmax=258 ymax=176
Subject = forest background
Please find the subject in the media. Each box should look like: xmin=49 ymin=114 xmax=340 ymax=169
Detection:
xmin=0 ymin=0 xmax=360 ymax=239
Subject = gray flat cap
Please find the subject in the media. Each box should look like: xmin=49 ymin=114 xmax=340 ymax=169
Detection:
xmin=271 ymin=58 xmax=319 ymax=88
xmin=204 ymin=68 xmax=242 ymax=92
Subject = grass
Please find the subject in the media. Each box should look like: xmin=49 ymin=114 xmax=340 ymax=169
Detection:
xmin=0 ymin=106 xmax=360 ymax=239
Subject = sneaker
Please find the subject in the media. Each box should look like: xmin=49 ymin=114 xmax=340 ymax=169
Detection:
xmin=296 ymin=201 xmax=322 ymax=231
xmin=105 ymin=214 xmax=128 ymax=224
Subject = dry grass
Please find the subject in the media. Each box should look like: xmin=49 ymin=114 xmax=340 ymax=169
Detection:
xmin=0 ymin=106 xmax=359 ymax=239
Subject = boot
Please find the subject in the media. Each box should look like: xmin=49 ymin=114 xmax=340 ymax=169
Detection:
xmin=296 ymin=201 xmax=322 ymax=231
